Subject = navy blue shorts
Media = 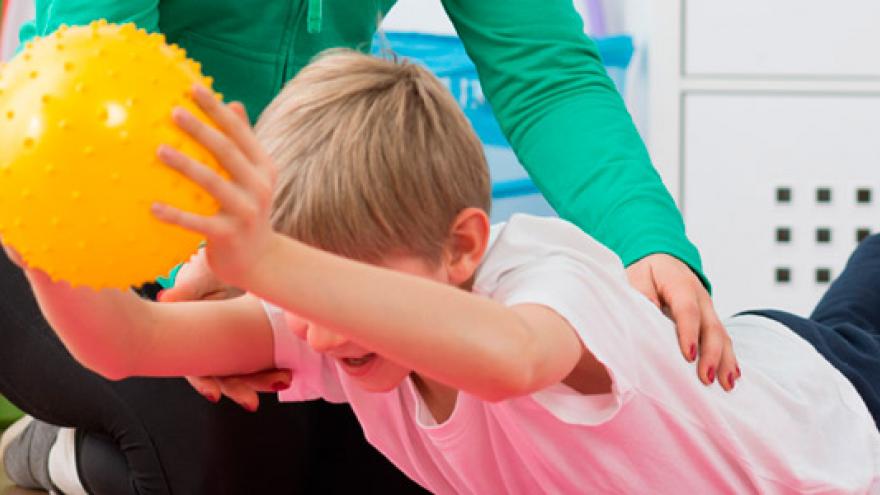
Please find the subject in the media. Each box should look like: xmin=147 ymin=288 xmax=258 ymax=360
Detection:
xmin=741 ymin=234 xmax=880 ymax=430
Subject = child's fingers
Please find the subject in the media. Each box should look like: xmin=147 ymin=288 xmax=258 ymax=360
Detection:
xmin=227 ymin=101 xmax=249 ymax=124
xmin=158 ymin=145 xmax=254 ymax=219
xmin=171 ymin=108 xmax=258 ymax=188
xmin=151 ymin=202 xmax=226 ymax=239
xmin=191 ymin=86 xmax=270 ymax=167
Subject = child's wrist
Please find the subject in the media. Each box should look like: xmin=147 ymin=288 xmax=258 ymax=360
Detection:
xmin=239 ymin=232 xmax=287 ymax=292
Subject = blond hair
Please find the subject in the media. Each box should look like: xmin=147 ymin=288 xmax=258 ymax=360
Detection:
xmin=255 ymin=49 xmax=490 ymax=263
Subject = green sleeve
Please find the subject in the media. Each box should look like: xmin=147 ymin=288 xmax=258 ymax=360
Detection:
xmin=18 ymin=0 xmax=159 ymax=45
xmin=442 ymin=0 xmax=710 ymax=290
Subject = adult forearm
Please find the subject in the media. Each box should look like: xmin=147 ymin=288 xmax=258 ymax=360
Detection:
xmin=443 ymin=0 xmax=708 ymax=287
xmin=509 ymin=100 xmax=707 ymax=289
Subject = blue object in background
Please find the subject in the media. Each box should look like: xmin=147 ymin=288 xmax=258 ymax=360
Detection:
xmin=375 ymin=32 xmax=634 ymax=221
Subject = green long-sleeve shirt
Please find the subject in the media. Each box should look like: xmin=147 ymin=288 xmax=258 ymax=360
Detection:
xmin=20 ymin=0 xmax=708 ymax=288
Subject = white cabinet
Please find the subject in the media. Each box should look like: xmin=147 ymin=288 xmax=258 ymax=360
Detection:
xmin=684 ymin=94 xmax=880 ymax=315
xmin=684 ymin=0 xmax=880 ymax=77
xmin=650 ymin=0 xmax=880 ymax=317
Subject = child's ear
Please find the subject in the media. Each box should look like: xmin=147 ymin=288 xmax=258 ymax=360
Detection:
xmin=444 ymin=208 xmax=491 ymax=286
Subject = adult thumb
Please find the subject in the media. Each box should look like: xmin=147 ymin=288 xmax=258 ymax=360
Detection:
xmin=158 ymin=276 xmax=202 ymax=302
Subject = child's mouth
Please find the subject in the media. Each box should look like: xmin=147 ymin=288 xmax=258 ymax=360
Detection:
xmin=342 ymin=354 xmax=375 ymax=367
xmin=340 ymin=353 xmax=377 ymax=376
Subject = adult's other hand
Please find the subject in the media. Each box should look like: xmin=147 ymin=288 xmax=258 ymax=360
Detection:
xmin=185 ymin=369 xmax=292 ymax=412
xmin=626 ymin=254 xmax=740 ymax=391
xmin=158 ymin=247 xmax=243 ymax=303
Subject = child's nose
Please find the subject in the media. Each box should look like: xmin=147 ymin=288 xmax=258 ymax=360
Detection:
xmin=306 ymin=325 xmax=348 ymax=353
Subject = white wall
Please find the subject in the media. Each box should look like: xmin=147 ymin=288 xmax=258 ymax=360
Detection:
xmin=381 ymin=0 xmax=650 ymax=131
xmin=382 ymin=0 xmax=640 ymax=36
xmin=382 ymin=0 xmax=455 ymax=35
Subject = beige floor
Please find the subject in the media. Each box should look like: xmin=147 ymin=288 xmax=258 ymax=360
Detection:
xmin=0 ymin=470 xmax=44 ymax=495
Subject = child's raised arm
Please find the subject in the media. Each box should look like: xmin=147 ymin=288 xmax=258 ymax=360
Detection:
xmin=149 ymin=85 xmax=610 ymax=402
xmin=253 ymin=237 xmax=611 ymax=401
xmin=21 ymin=263 xmax=274 ymax=380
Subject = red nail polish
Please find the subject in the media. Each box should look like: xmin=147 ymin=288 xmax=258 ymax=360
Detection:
xmin=707 ymin=366 xmax=715 ymax=384
xmin=736 ymin=365 xmax=742 ymax=378
xmin=728 ymin=372 xmax=735 ymax=390
xmin=156 ymin=290 xmax=166 ymax=302
xmin=205 ymin=393 xmax=218 ymax=403
xmin=272 ymin=382 xmax=289 ymax=391
xmin=688 ymin=344 xmax=697 ymax=361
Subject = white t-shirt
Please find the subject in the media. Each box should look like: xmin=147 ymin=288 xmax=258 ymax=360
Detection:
xmin=268 ymin=214 xmax=880 ymax=494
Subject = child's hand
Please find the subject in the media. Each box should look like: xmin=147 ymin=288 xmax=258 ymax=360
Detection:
xmin=151 ymin=87 xmax=278 ymax=289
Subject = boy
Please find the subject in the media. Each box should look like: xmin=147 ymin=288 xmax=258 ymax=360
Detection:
xmin=10 ymin=51 xmax=880 ymax=492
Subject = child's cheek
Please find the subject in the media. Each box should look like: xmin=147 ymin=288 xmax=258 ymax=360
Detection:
xmin=285 ymin=313 xmax=308 ymax=340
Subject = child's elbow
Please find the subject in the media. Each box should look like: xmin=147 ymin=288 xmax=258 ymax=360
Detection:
xmin=478 ymin=364 xmax=539 ymax=403
xmin=72 ymin=350 xmax=136 ymax=381
xmin=94 ymin=365 xmax=133 ymax=382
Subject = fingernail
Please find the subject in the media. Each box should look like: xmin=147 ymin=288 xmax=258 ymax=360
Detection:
xmin=156 ymin=290 xmax=166 ymax=302
xmin=727 ymin=372 xmax=735 ymax=390
xmin=736 ymin=365 xmax=742 ymax=378
xmin=707 ymin=366 xmax=715 ymax=384
xmin=244 ymin=403 xmax=257 ymax=412
xmin=272 ymin=381 xmax=289 ymax=391
xmin=688 ymin=344 xmax=697 ymax=361
xmin=205 ymin=392 xmax=218 ymax=403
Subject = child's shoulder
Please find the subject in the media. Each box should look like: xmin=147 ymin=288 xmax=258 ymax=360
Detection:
xmin=476 ymin=214 xmax=623 ymax=292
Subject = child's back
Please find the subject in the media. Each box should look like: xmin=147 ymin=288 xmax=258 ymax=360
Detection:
xmin=270 ymin=214 xmax=880 ymax=493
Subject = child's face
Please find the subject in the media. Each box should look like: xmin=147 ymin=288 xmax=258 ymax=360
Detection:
xmin=292 ymin=255 xmax=451 ymax=392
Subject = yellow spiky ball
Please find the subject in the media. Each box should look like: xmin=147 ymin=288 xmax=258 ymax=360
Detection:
xmin=0 ymin=21 xmax=225 ymax=289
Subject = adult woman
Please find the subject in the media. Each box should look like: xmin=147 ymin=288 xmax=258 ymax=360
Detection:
xmin=1 ymin=0 xmax=734 ymax=492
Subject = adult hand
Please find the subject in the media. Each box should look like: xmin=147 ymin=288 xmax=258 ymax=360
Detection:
xmin=626 ymin=254 xmax=740 ymax=391
xmin=185 ymin=369 xmax=292 ymax=412
xmin=158 ymin=248 xmax=243 ymax=303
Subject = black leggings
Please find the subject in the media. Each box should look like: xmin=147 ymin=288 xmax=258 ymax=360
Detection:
xmin=0 ymin=252 xmax=425 ymax=494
